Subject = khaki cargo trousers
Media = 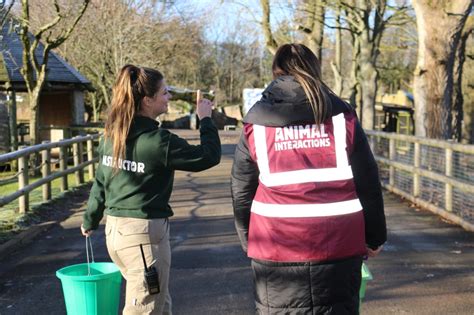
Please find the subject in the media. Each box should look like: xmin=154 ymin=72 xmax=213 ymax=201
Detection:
xmin=105 ymin=215 xmax=172 ymax=315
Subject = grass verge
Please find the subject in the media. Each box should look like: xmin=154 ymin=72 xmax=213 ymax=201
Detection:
xmin=0 ymin=170 xmax=93 ymax=243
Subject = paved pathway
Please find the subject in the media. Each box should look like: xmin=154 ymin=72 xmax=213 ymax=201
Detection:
xmin=0 ymin=132 xmax=473 ymax=314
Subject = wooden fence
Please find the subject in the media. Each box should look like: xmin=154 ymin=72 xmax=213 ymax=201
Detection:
xmin=2 ymin=129 xmax=473 ymax=233
xmin=366 ymin=130 xmax=474 ymax=232
xmin=0 ymin=134 xmax=101 ymax=213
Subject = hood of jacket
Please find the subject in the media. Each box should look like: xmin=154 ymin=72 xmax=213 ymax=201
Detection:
xmin=127 ymin=115 xmax=160 ymax=140
xmin=243 ymin=75 xmax=352 ymax=127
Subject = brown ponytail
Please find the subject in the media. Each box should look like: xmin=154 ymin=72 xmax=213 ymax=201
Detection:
xmin=104 ymin=64 xmax=163 ymax=172
xmin=272 ymin=43 xmax=333 ymax=125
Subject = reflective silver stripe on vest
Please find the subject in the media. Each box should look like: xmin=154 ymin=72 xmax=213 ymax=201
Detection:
xmin=254 ymin=113 xmax=353 ymax=187
xmin=251 ymin=199 xmax=362 ymax=217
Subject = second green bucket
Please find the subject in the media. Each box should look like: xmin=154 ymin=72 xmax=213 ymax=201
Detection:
xmin=56 ymin=262 xmax=122 ymax=315
xmin=359 ymin=262 xmax=373 ymax=301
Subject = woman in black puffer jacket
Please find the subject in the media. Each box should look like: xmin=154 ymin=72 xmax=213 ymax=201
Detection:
xmin=231 ymin=43 xmax=386 ymax=314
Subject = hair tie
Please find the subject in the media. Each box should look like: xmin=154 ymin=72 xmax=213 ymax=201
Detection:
xmin=130 ymin=68 xmax=138 ymax=84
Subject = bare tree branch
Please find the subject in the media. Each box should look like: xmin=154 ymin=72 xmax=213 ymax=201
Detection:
xmin=0 ymin=0 xmax=14 ymax=26
xmin=260 ymin=0 xmax=278 ymax=55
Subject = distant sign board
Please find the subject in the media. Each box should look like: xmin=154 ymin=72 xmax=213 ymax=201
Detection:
xmin=242 ymin=88 xmax=264 ymax=115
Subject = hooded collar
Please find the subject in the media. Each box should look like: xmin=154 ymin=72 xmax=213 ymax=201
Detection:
xmin=243 ymin=75 xmax=351 ymax=127
xmin=128 ymin=115 xmax=160 ymax=139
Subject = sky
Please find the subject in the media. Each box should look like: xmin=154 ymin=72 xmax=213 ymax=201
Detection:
xmin=168 ymin=0 xmax=415 ymax=44
xmin=169 ymin=0 xmax=291 ymax=43
xmin=169 ymin=0 xmax=262 ymax=42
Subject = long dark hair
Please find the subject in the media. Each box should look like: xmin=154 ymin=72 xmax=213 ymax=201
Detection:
xmin=105 ymin=64 xmax=163 ymax=171
xmin=272 ymin=43 xmax=332 ymax=124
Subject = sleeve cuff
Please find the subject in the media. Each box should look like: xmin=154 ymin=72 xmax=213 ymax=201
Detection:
xmin=82 ymin=214 xmax=97 ymax=231
xmin=199 ymin=117 xmax=213 ymax=127
xmin=82 ymin=222 xmax=94 ymax=231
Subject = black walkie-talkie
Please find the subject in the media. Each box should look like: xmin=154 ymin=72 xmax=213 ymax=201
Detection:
xmin=140 ymin=244 xmax=160 ymax=295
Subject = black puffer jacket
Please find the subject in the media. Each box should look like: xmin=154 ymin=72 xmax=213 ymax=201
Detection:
xmin=252 ymin=257 xmax=363 ymax=314
xmin=231 ymin=76 xmax=386 ymax=314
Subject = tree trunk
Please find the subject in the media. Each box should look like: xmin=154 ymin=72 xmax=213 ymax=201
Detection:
xmin=7 ymin=88 xmax=18 ymax=151
xmin=100 ymin=82 xmax=110 ymax=108
xmin=466 ymin=103 xmax=474 ymax=144
xmin=230 ymin=53 xmax=234 ymax=102
xmin=359 ymin=38 xmax=377 ymax=129
xmin=330 ymin=63 xmax=343 ymax=97
xmin=304 ymin=0 xmax=325 ymax=62
xmin=412 ymin=0 xmax=473 ymax=139
xmin=260 ymin=0 xmax=278 ymax=55
xmin=28 ymin=87 xmax=43 ymax=176
xmin=455 ymin=17 xmax=473 ymax=143
xmin=352 ymin=0 xmax=384 ymax=130
xmin=349 ymin=34 xmax=361 ymax=114
xmin=330 ymin=11 xmax=343 ymax=96
xmin=28 ymin=88 xmax=42 ymax=146
xmin=91 ymin=94 xmax=98 ymax=122
xmin=452 ymin=29 xmax=469 ymax=142
xmin=354 ymin=81 xmax=363 ymax=119
xmin=28 ymin=67 xmax=47 ymax=145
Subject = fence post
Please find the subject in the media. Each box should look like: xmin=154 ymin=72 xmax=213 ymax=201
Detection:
xmin=41 ymin=141 xmax=51 ymax=201
xmin=413 ymin=142 xmax=420 ymax=197
xmin=87 ymin=136 xmax=95 ymax=180
xmin=73 ymin=137 xmax=85 ymax=186
xmin=73 ymin=138 xmax=80 ymax=186
xmin=18 ymin=146 xmax=29 ymax=214
xmin=445 ymin=148 xmax=453 ymax=212
xmin=389 ymin=138 xmax=395 ymax=187
xmin=78 ymin=139 xmax=85 ymax=183
xmin=59 ymin=144 xmax=68 ymax=192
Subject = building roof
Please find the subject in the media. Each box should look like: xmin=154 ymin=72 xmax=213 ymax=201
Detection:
xmin=0 ymin=19 xmax=92 ymax=89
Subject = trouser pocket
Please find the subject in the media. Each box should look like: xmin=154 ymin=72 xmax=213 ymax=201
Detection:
xmin=124 ymin=267 xmax=156 ymax=314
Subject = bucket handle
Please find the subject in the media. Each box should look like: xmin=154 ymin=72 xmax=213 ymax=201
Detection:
xmin=85 ymin=236 xmax=95 ymax=276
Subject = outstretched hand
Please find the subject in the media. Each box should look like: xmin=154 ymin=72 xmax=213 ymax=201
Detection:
xmin=196 ymin=98 xmax=213 ymax=120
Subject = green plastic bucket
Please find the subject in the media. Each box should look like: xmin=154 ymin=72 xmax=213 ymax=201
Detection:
xmin=56 ymin=262 xmax=122 ymax=315
xmin=359 ymin=263 xmax=373 ymax=311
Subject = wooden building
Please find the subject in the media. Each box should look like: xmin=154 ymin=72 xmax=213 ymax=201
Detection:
xmin=0 ymin=21 xmax=93 ymax=149
xmin=375 ymin=90 xmax=415 ymax=135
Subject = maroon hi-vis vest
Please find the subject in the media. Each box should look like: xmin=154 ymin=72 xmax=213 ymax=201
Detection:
xmin=245 ymin=112 xmax=366 ymax=262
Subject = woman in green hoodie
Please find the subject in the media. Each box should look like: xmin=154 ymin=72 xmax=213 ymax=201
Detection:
xmin=81 ymin=64 xmax=221 ymax=315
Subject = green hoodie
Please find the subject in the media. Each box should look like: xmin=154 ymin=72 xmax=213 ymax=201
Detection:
xmin=82 ymin=116 xmax=221 ymax=230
